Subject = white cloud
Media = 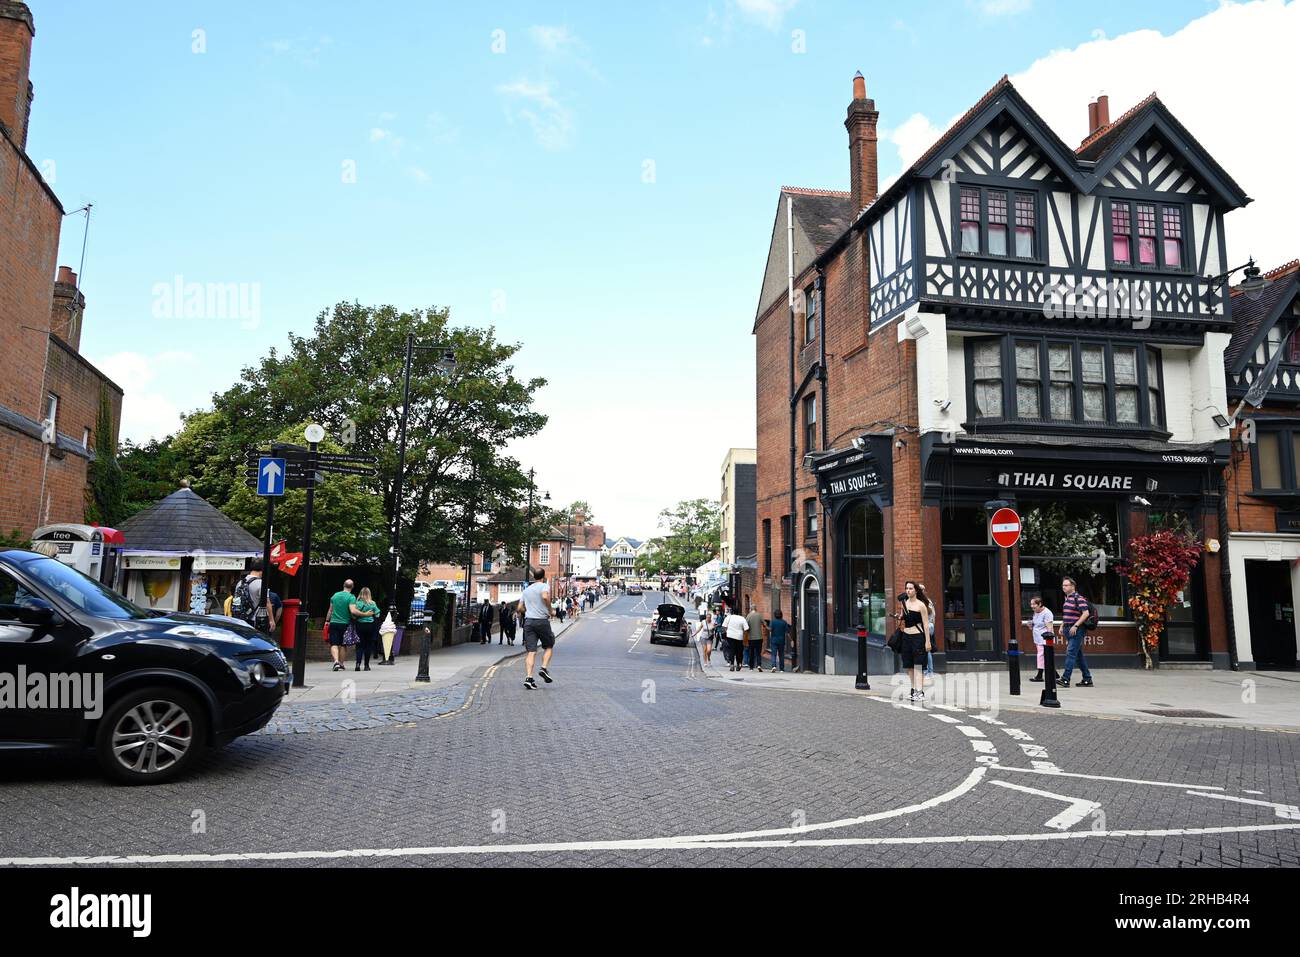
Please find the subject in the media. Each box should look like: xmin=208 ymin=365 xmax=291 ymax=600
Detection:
xmin=734 ymin=0 xmax=799 ymax=30
xmin=883 ymin=112 xmax=946 ymax=169
xmin=529 ymin=25 xmax=576 ymax=53
xmin=93 ymin=352 xmax=188 ymax=443
xmin=970 ymin=0 xmax=1033 ymax=15
xmin=368 ymin=128 xmax=391 ymax=143
xmin=497 ymin=78 xmax=574 ymax=150
xmin=406 ymin=166 xmax=431 ymax=184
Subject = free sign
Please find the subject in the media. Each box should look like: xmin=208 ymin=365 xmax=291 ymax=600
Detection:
xmin=990 ymin=507 xmax=1021 ymax=549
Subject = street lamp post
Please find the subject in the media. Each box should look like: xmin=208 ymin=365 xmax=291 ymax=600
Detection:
xmin=389 ymin=335 xmax=455 ymax=652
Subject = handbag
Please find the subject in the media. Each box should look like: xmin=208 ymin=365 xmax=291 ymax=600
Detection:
xmin=886 ymin=629 xmax=904 ymax=654
xmin=343 ymin=622 xmax=360 ymax=646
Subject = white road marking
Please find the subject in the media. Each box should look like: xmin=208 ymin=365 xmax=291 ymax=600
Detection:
xmin=988 ymin=765 xmax=1226 ymax=791
xmin=1020 ymin=743 xmax=1049 ymax=758
xmin=956 ymin=726 xmax=986 ymax=738
xmin=929 ymin=714 xmax=962 ymax=724
xmin=1002 ymin=728 xmax=1034 ymax=741
xmin=970 ymin=740 xmax=997 ymax=754
xmin=968 ymin=713 xmax=1005 ymax=726
xmin=627 ymin=626 xmax=645 ymax=653
xmin=1185 ymin=791 xmax=1300 ymax=820
xmin=6 ymin=823 xmax=1297 ymax=865
xmin=1245 ymin=790 xmax=1264 ymax=795
xmin=992 ymin=779 xmax=1100 ymax=831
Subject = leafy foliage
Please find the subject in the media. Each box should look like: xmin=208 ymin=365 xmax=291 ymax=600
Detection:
xmin=650 ymin=499 xmax=721 ymax=574
xmin=85 ymin=388 xmax=124 ymax=526
xmin=1116 ymin=531 xmax=1202 ymax=669
xmin=1020 ymin=502 xmax=1117 ymax=574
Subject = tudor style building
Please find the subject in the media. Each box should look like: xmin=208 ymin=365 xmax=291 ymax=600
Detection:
xmin=1222 ymin=260 xmax=1300 ymax=671
xmin=754 ymin=74 xmax=1250 ymax=674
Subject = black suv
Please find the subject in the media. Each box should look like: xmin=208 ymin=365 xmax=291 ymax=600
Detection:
xmin=648 ymin=603 xmax=689 ymax=645
xmin=0 ymin=549 xmax=288 ymax=784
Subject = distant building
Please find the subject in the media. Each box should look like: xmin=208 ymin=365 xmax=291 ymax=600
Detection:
xmin=602 ymin=535 xmax=642 ymax=579
xmin=720 ymin=448 xmax=757 ymax=567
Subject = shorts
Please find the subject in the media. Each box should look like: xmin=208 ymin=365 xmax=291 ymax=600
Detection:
xmin=327 ymin=622 xmax=349 ymax=646
xmin=522 ymin=618 xmax=555 ymax=652
xmin=901 ymin=632 xmax=927 ymax=669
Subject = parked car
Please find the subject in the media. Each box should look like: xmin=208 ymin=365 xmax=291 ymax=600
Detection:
xmin=648 ymin=603 xmax=689 ymax=645
xmin=0 ymin=549 xmax=289 ymax=784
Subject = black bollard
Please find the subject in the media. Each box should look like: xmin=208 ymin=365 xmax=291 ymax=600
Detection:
xmin=1040 ymin=636 xmax=1060 ymax=708
xmin=855 ymin=625 xmax=871 ymax=690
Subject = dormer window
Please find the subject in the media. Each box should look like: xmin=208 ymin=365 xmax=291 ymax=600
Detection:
xmin=1109 ymin=199 xmax=1185 ymax=271
xmin=957 ymin=186 xmax=1038 ymax=260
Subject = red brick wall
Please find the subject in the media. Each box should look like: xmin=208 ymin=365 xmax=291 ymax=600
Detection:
xmin=0 ymin=3 xmax=34 ymax=149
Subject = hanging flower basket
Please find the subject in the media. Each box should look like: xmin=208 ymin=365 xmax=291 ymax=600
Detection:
xmin=1114 ymin=531 xmax=1202 ymax=670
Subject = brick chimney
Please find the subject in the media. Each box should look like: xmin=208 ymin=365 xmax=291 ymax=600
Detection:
xmin=0 ymin=2 xmax=34 ymax=150
xmin=1086 ymin=94 xmax=1110 ymax=138
xmin=845 ymin=71 xmax=879 ymax=213
xmin=51 ymin=265 xmax=85 ymax=351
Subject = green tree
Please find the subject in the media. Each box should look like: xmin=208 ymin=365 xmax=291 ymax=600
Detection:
xmin=653 ymin=499 xmax=721 ymax=573
xmin=204 ymin=303 xmax=547 ymax=593
xmin=222 ymin=423 xmax=387 ymax=563
xmin=85 ymin=388 xmax=124 ymax=525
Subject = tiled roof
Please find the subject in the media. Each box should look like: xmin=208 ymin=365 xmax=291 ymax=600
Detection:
xmin=119 ymin=487 xmax=262 ymax=554
xmin=783 ymin=187 xmax=853 ymax=256
xmin=1225 ymin=261 xmax=1300 ymax=369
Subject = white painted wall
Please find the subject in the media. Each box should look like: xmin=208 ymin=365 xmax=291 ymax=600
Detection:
xmin=1226 ymin=534 xmax=1300 ymax=669
xmin=926 ymin=181 xmax=949 ymax=258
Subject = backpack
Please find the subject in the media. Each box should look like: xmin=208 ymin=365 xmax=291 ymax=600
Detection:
xmin=1081 ymin=596 xmax=1100 ymax=631
xmin=231 ymin=575 xmax=258 ymax=625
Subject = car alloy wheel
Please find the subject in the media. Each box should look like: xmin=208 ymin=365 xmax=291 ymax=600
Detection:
xmin=96 ymin=686 xmax=208 ymax=785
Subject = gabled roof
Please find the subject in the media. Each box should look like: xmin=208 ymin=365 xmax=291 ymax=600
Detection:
xmin=1076 ymin=94 xmax=1250 ymax=209
xmin=119 ymin=487 xmax=262 ymax=555
xmin=754 ymin=187 xmax=854 ymax=324
xmin=838 ymin=80 xmax=1250 ymax=257
xmin=1225 ymin=261 xmax=1300 ymax=372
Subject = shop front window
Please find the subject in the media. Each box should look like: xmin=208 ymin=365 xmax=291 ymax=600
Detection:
xmin=1018 ymin=500 xmax=1125 ymax=620
xmin=842 ymin=502 xmax=886 ymax=635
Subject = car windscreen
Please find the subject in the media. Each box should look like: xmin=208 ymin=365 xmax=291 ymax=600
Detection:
xmin=20 ymin=556 xmax=156 ymax=621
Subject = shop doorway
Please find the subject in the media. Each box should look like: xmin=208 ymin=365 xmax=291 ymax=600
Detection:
xmin=1245 ymin=561 xmax=1298 ymax=670
xmin=1158 ymin=565 xmax=1207 ymax=661
xmin=942 ymin=550 xmax=998 ymax=660
xmin=801 ymin=575 xmax=822 ymax=674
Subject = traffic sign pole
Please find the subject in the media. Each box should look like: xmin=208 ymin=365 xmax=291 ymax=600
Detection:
xmin=988 ymin=503 xmax=1022 ymax=698
xmin=292 ymin=439 xmax=320 ymax=688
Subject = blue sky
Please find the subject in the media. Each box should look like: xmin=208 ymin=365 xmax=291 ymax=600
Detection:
xmin=24 ymin=0 xmax=1294 ymax=536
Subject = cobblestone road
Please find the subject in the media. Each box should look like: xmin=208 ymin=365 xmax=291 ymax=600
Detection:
xmin=0 ymin=594 xmax=1297 ymax=867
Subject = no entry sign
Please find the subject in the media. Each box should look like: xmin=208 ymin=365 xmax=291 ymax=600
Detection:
xmin=990 ymin=507 xmax=1021 ymax=548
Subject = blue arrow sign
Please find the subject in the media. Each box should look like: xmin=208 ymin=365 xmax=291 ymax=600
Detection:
xmin=257 ymin=457 xmax=286 ymax=496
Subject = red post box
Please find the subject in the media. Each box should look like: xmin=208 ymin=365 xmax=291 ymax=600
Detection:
xmin=280 ymin=597 xmax=301 ymax=649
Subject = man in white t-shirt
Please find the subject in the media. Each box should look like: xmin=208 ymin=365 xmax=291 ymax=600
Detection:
xmin=723 ymin=607 xmax=749 ymax=673
xmin=518 ymin=569 xmax=555 ymax=691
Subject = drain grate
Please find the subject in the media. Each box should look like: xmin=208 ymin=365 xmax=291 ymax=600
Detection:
xmin=1135 ymin=708 xmax=1237 ymax=719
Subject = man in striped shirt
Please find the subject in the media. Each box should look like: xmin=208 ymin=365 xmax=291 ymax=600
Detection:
xmin=1058 ymin=576 xmax=1094 ymax=688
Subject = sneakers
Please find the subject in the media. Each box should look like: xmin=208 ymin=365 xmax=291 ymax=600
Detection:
xmin=1078 ymin=678 xmax=1094 ymax=687
xmin=1058 ymin=679 xmax=1070 ymax=688
xmin=332 ymin=663 xmax=344 ymax=672
xmin=538 ymin=667 xmax=553 ymax=684
xmin=916 ymin=690 xmax=925 ymax=700
xmin=524 ymin=676 xmax=538 ymax=690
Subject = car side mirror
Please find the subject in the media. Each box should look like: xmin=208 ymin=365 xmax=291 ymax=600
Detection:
xmin=17 ymin=601 xmax=55 ymax=626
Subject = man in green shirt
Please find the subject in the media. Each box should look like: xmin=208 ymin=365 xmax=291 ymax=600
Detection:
xmin=327 ymin=579 xmax=358 ymax=672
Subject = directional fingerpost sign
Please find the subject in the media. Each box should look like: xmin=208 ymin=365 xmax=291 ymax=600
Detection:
xmin=257 ymin=457 xmax=286 ymax=496
xmin=990 ymin=507 xmax=1021 ymax=549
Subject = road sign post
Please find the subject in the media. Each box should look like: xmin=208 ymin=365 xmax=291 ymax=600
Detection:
xmin=988 ymin=503 xmax=1022 ymax=698
xmin=291 ymin=428 xmax=325 ymax=688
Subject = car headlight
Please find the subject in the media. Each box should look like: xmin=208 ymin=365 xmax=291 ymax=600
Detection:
xmin=249 ymin=662 xmax=268 ymax=683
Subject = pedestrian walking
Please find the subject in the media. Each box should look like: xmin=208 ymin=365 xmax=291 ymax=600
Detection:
xmin=497 ymin=599 xmax=511 ymax=644
xmin=894 ymin=581 xmax=932 ymax=700
xmin=767 ymin=609 xmax=789 ymax=671
xmin=920 ymin=582 xmax=937 ymax=680
xmin=519 ymin=569 xmax=556 ymax=690
xmin=722 ymin=605 xmax=749 ymax=672
xmin=264 ymin=589 xmax=283 ymax=644
xmin=353 ymin=587 xmax=381 ymax=671
xmin=478 ymin=597 xmax=494 ymax=644
xmin=744 ymin=595 xmax=766 ymax=671
xmin=231 ymin=559 xmax=266 ymax=631
xmin=326 ymin=580 xmax=358 ymax=672
xmin=1058 ymin=577 xmax=1095 ymax=688
xmin=1028 ymin=594 xmax=1059 ymax=682
xmin=554 ymin=595 xmax=566 ymax=624
xmin=693 ymin=598 xmax=713 ymax=665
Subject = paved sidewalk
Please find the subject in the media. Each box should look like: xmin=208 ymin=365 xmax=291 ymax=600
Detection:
xmin=696 ymin=638 xmax=1300 ymax=731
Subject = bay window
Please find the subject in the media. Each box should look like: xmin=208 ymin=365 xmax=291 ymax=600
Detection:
xmin=966 ymin=335 xmax=1165 ymax=430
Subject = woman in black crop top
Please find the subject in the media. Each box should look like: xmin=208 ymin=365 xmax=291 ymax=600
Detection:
xmin=895 ymin=581 xmax=932 ymax=701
